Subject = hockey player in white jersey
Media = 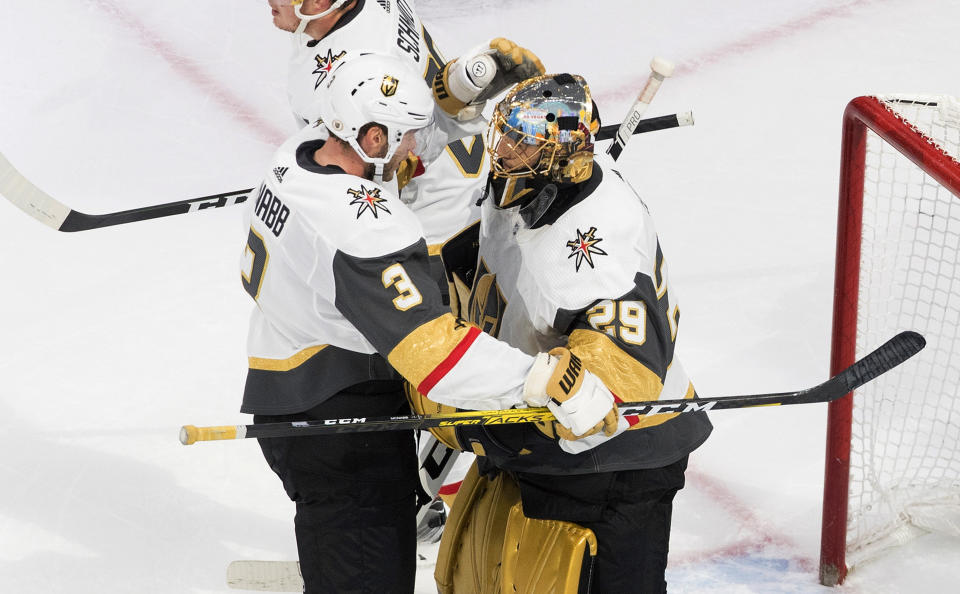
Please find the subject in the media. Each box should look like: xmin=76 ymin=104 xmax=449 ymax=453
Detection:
xmin=267 ymin=0 xmax=543 ymax=246
xmin=239 ymin=54 xmax=619 ymax=593
xmin=265 ymin=0 xmax=546 ymax=539
xmin=427 ymin=74 xmax=714 ymax=593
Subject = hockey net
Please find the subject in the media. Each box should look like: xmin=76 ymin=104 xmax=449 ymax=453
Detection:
xmin=819 ymin=95 xmax=960 ymax=586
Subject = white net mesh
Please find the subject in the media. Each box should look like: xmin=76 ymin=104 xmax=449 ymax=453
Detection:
xmin=846 ymin=94 xmax=960 ymax=568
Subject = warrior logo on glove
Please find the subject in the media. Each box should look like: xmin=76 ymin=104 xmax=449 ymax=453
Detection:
xmin=557 ymin=352 xmax=583 ymax=397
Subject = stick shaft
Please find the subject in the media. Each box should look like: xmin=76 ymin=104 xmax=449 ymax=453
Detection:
xmin=606 ymin=58 xmax=675 ymax=161
xmin=595 ymin=112 xmax=693 ymax=142
xmin=180 ymin=331 xmax=924 ymax=444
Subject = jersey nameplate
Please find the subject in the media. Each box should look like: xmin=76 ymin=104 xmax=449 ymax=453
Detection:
xmin=395 ymin=0 xmax=420 ymax=60
xmin=254 ymin=183 xmax=290 ymax=237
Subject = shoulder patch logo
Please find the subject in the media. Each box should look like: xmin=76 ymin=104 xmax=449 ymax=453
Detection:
xmin=381 ymin=75 xmax=399 ymax=97
xmin=313 ymin=49 xmax=347 ymax=89
xmin=273 ymin=167 xmax=289 ymax=183
xmin=566 ymin=227 xmax=608 ymax=271
xmin=347 ymin=185 xmax=392 ymax=219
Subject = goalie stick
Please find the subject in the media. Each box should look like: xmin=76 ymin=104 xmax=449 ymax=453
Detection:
xmin=607 ymin=56 xmax=675 ymax=161
xmin=180 ymin=331 xmax=925 ymax=445
xmin=0 ymin=112 xmax=691 ymax=232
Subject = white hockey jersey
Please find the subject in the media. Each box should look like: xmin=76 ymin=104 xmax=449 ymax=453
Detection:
xmin=285 ymin=0 xmax=486 ymax=250
xmin=239 ymin=124 xmax=531 ymax=415
xmin=450 ymin=160 xmax=712 ymax=470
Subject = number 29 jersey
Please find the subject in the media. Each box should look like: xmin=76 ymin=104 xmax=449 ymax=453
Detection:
xmin=466 ymin=162 xmax=713 ymax=470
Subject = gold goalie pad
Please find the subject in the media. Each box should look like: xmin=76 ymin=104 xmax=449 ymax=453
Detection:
xmin=501 ymin=503 xmax=597 ymax=594
xmin=404 ymin=381 xmax=462 ymax=451
xmin=435 ymin=461 xmax=520 ymax=594
xmin=435 ymin=461 xmax=597 ymax=594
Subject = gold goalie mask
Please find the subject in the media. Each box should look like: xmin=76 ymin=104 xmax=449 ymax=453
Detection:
xmin=487 ymin=73 xmax=600 ymax=207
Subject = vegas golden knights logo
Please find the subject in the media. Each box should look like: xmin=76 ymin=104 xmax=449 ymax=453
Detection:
xmin=313 ymin=49 xmax=347 ymax=89
xmin=381 ymin=75 xmax=399 ymax=97
xmin=466 ymin=260 xmax=507 ymax=338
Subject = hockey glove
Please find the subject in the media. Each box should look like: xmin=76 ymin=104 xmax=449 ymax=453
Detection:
xmin=523 ymin=347 xmax=619 ymax=440
xmin=432 ymin=37 xmax=545 ymax=118
xmin=395 ymin=151 xmax=425 ymax=191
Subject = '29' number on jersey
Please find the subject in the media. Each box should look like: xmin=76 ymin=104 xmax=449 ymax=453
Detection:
xmin=585 ymin=300 xmax=647 ymax=345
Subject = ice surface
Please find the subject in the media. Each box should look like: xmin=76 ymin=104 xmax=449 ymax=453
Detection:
xmin=1 ymin=1 xmax=958 ymax=592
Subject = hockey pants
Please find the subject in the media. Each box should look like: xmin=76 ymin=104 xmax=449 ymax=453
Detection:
xmin=255 ymin=380 xmax=418 ymax=594
xmin=513 ymin=455 xmax=688 ymax=594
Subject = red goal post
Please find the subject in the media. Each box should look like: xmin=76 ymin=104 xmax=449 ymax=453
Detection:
xmin=820 ymin=95 xmax=960 ymax=586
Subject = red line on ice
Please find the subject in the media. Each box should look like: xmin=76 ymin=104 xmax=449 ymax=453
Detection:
xmin=675 ymin=469 xmax=816 ymax=571
xmin=596 ymin=0 xmax=879 ymax=102
xmin=91 ymin=0 xmax=286 ymax=146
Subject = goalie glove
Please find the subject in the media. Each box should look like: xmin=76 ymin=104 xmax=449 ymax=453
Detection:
xmin=432 ymin=37 xmax=546 ymax=118
xmin=523 ymin=347 xmax=619 ymax=440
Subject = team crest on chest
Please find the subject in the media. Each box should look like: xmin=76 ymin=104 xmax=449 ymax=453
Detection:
xmin=347 ymin=185 xmax=392 ymax=219
xmin=566 ymin=226 xmax=608 ymax=271
xmin=313 ymin=49 xmax=347 ymax=89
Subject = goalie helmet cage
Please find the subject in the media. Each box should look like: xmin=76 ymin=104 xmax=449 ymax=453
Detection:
xmin=819 ymin=95 xmax=960 ymax=586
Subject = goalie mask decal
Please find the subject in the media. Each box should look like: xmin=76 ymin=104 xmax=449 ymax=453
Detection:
xmin=348 ymin=185 xmax=392 ymax=219
xmin=566 ymin=226 xmax=607 ymax=271
xmin=313 ymin=49 xmax=347 ymax=89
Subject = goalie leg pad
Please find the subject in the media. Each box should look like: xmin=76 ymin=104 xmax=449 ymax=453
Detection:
xmin=435 ymin=461 xmax=520 ymax=594
xmin=501 ymin=502 xmax=598 ymax=594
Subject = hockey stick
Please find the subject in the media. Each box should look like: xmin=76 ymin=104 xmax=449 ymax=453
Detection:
xmin=0 ymin=111 xmax=690 ymax=232
xmin=180 ymin=330 xmax=925 ymax=445
xmin=227 ymin=560 xmax=302 ymax=592
xmin=606 ymin=57 xmax=675 ymax=161
xmin=595 ymin=111 xmax=692 ymax=142
xmin=0 ymin=149 xmax=253 ymax=232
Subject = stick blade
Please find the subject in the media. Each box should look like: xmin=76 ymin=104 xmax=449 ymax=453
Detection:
xmin=227 ymin=561 xmax=303 ymax=592
xmin=840 ymin=330 xmax=926 ymax=394
xmin=0 ymin=151 xmax=72 ymax=230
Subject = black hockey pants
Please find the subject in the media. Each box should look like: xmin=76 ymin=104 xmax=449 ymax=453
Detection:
xmin=512 ymin=455 xmax=689 ymax=594
xmin=255 ymin=380 xmax=418 ymax=594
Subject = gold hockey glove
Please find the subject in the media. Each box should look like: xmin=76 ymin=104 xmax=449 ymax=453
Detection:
xmin=395 ymin=152 xmax=424 ymax=190
xmin=523 ymin=347 xmax=619 ymax=440
xmin=432 ymin=38 xmax=545 ymax=117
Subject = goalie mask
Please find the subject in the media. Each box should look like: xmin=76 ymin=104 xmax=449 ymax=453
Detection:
xmin=487 ymin=73 xmax=600 ymax=206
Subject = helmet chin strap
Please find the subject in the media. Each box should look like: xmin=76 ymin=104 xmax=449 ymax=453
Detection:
xmin=293 ymin=0 xmax=350 ymax=35
xmin=373 ymin=163 xmax=386 ymax=185
xmin=344 ymin=135 xmax=395 ymax=185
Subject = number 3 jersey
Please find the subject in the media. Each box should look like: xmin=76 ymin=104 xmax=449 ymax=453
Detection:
xmin=459 ymin=161 xmax=712 ymax=472
xmin=239 ymin=125 xmax=532 ymax=415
